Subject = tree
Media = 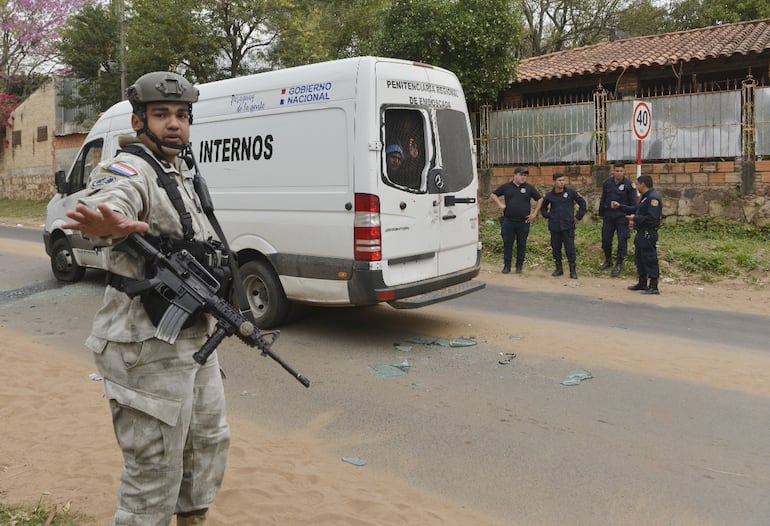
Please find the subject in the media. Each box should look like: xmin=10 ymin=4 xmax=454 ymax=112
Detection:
xmin=373 ymin=0 xmax=520 ymax=105
xmin=667 ymin=0 xmax=770 ymax=31
xmin=0 ymin=0 xmax=89 ymax=96
xmin=59 ymin=0 xmax=223 ymax=113
xmin=613 ymin=0 xmax=671 ymax=37
xmin=518 ymin=0 xmax=627 ymax=57
xmin=58 ymin=2 xmax=122 ymax=112
xmin=208 ymin=0 xmax=292 ymax=77
xmin=268 ymin=0 xmax=389 ymax=68
xmin=127 ymin=0 xmax=220 ymax=82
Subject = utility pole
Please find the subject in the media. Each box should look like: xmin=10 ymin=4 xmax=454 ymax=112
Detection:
xmin=119 ymin=0 xmax=127 ymax=98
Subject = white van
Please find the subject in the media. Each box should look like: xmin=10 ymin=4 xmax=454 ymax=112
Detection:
xmin=44 ymin=56 xmax=484 ymax=327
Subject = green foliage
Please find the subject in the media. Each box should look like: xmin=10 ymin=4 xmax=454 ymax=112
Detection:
xmin=667 ymin=0 xmax=770 ymax=30
xmin=372 ymin=0 xmax=520 ymax=104
xmin=268 ymin=0 xmax=389 ymax=68
xmin=127 ymin=0 xmax=220 ymax=82
xmin=209 ymin=0 xmax=291 ymax=78
xmin=614 ymin=0 xmax=671 ymax=36
xmin=57 ymin=3 xmax=122 ymax=112
xmin=267 ymin=4 xmax=335 ymax=67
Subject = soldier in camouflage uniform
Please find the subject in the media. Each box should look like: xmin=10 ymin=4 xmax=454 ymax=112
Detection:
xmin=64 ymin=72 xmax=230 ymax=526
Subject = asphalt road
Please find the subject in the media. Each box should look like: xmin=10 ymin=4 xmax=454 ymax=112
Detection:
xmin=3 ymin=224 xmax=770 ymax=525
xmin=5 ymin=224 xmax=765 ymax=351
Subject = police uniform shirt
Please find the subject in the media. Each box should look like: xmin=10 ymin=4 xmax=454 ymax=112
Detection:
xmin=599 ymin=176 xmax=637 ymax=217
xmin=81 ymin=134 xmax=217 ymax=343
xmin=634 ymin=189 xmax=662 ymax=231
xmin=541 ymin=186 xmax=586 ymax=231
xmin=493 ymin=181 xmax=542 ymax=221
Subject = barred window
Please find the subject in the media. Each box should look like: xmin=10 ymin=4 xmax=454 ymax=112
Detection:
xmin=11 ymin=130 xmax=21 ymax=147
xmin=382 ymin=108 xmax=429 ymax=192
xmin=37 ymin=126 xmax=48 ymax=142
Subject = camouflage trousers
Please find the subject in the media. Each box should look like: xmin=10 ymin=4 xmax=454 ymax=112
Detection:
xmin=87 ymin=334 xmax=230 ymax=526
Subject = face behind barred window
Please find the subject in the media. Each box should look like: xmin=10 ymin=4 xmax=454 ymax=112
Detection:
xmin=383 ymin=108 xmax=427 ymax=191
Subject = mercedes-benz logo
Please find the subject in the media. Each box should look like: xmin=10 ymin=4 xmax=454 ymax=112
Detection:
xmin=433 ymin=173 xmax=444 ymax=189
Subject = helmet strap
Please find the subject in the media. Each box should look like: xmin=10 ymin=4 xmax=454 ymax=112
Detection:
xmin=139 ymin=126 xmax=186 ymax=152
xmin=136 ymin=108 xmax=188 ymax=152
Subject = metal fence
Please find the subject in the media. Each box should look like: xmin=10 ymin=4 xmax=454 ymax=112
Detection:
xmin=480 ymin=83 xmax=769 ymax=166
xmin=487 ymin=102 xmax=595 ymax=164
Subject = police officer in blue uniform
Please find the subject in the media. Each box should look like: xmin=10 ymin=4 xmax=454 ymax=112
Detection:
xmin=490 ymin=166 xmax=543 ymax=274
xmin=541 ymin=173 xmax=586 ymax=278
xmin=626 ymin=174 xmax=663 ymax=294
xmin=598 ymin=160 xmax=638 ymax=276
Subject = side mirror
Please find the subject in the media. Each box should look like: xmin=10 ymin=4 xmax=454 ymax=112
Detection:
xmin=54 ymin=170 xmax=68 ymax=195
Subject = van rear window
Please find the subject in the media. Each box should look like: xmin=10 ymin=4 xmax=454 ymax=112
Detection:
xmin=382 ymin=107 xmax=473 ymax=194
xmin=382 ymin=108 xmax=428 ymax=192
xmin=433 ymin=109 xmax=474 ymax=193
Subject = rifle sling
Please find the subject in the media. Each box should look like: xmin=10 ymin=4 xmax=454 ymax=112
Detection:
xmin=119 ymin=144 xmax=195 ymax=241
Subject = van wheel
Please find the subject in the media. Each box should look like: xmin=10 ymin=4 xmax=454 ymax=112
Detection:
xmin=51 ymin=237 xmax=86 ymax=282
xmin=239 ymin=260 xmax=289 ymax=329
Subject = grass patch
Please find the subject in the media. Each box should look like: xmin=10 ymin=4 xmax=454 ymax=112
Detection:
xmin=0 ymin=496 xmax=95 ymax=525
xmin=0 ymin=198 xmax=48 ymax=218
xmin=480 ymin=213 xmax=770 ymax=284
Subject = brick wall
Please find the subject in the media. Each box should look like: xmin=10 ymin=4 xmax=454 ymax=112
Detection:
xmin=0 ymin=173 xmax=55 ymax=200
xmin=484 ymin=160 xmax=770 ymax=226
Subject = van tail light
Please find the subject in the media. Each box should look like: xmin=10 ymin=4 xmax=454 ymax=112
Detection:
xmin=354 ymin=193 xmax=382 ymax=261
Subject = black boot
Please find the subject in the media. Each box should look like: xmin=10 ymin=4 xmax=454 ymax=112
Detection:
xmin=551 ymin=261 xmax=563 ymax=277
xmin=611 ymin=260 xmax=623 ymax=277
xmin=598 ymin=249 xmax=612 ymax=270
xmin=642 ymin=277 xmax=660 ymax=295
xmin=515 ymin=263 xmax=523 ymax=274
xmin=569 ymin=262 xmax=577 ymax=279
xmin=628 ymin=277 xmax=648 ymax=291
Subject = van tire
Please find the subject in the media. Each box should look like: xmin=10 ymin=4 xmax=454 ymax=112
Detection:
xmin=51 ymin=237 xmax=86 ymax=282
xmin=239 ymin=260 xmax=289 ymax=329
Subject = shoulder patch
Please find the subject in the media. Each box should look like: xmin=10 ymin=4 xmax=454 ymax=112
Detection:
xmin=90 ymin=175 xmax=117 ymax=189
xmin=651 ymin=199 xmax=660 ymax=207
xmin=107 ymin=162 xmax=138 ymax=177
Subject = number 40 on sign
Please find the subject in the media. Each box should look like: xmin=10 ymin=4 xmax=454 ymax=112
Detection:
xmin=632 ymin=100 xmax=652 ymax=141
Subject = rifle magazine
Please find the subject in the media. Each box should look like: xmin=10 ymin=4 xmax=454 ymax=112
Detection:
xmin=154 ymin=304 xmax=190 ymax=344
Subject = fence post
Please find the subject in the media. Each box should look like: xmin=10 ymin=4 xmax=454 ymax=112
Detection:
xmin=593 ymin=83 xmax=607 ymax=166
xmin=741 ymin=74 xmax=757 ymax=194
xmin=479 ymin=104 xmax=490 ymax=170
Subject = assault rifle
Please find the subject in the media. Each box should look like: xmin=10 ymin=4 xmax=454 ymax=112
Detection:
xmin=120 ymin=232 xmax=310 ymax=388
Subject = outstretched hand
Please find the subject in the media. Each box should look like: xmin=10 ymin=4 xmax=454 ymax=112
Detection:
xmin=63 ymin=202 xmax=149 ymax=239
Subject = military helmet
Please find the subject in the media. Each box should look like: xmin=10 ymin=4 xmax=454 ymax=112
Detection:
xmin=126 ymin=71 xmax=198 ymax=112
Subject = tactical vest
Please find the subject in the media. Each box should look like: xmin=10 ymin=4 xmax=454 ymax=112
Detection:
xmin=109 ymin=145 xmax=232 ymax=328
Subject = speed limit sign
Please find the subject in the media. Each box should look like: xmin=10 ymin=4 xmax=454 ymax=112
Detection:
xmin=632 ymin=100 xmax=652 ymax=140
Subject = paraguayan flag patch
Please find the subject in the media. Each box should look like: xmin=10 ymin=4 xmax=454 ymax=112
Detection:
xmin=107 ymin=162 xmax=138 ymax=177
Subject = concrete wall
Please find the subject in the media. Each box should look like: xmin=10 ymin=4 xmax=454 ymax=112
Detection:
xmin=484 ymin=160 xmax=770 ymax=225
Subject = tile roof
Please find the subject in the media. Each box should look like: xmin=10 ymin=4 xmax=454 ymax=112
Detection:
xmin=516 ymin=18 xmax=770 ymax=83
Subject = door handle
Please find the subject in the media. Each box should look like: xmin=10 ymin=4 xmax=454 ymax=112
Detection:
xmin=444 ymin=195 xmax=476 ymax=206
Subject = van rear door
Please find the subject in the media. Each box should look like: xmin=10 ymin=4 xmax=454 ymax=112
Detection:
xmin=375 ymin=61 xmax=478 ymax=288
